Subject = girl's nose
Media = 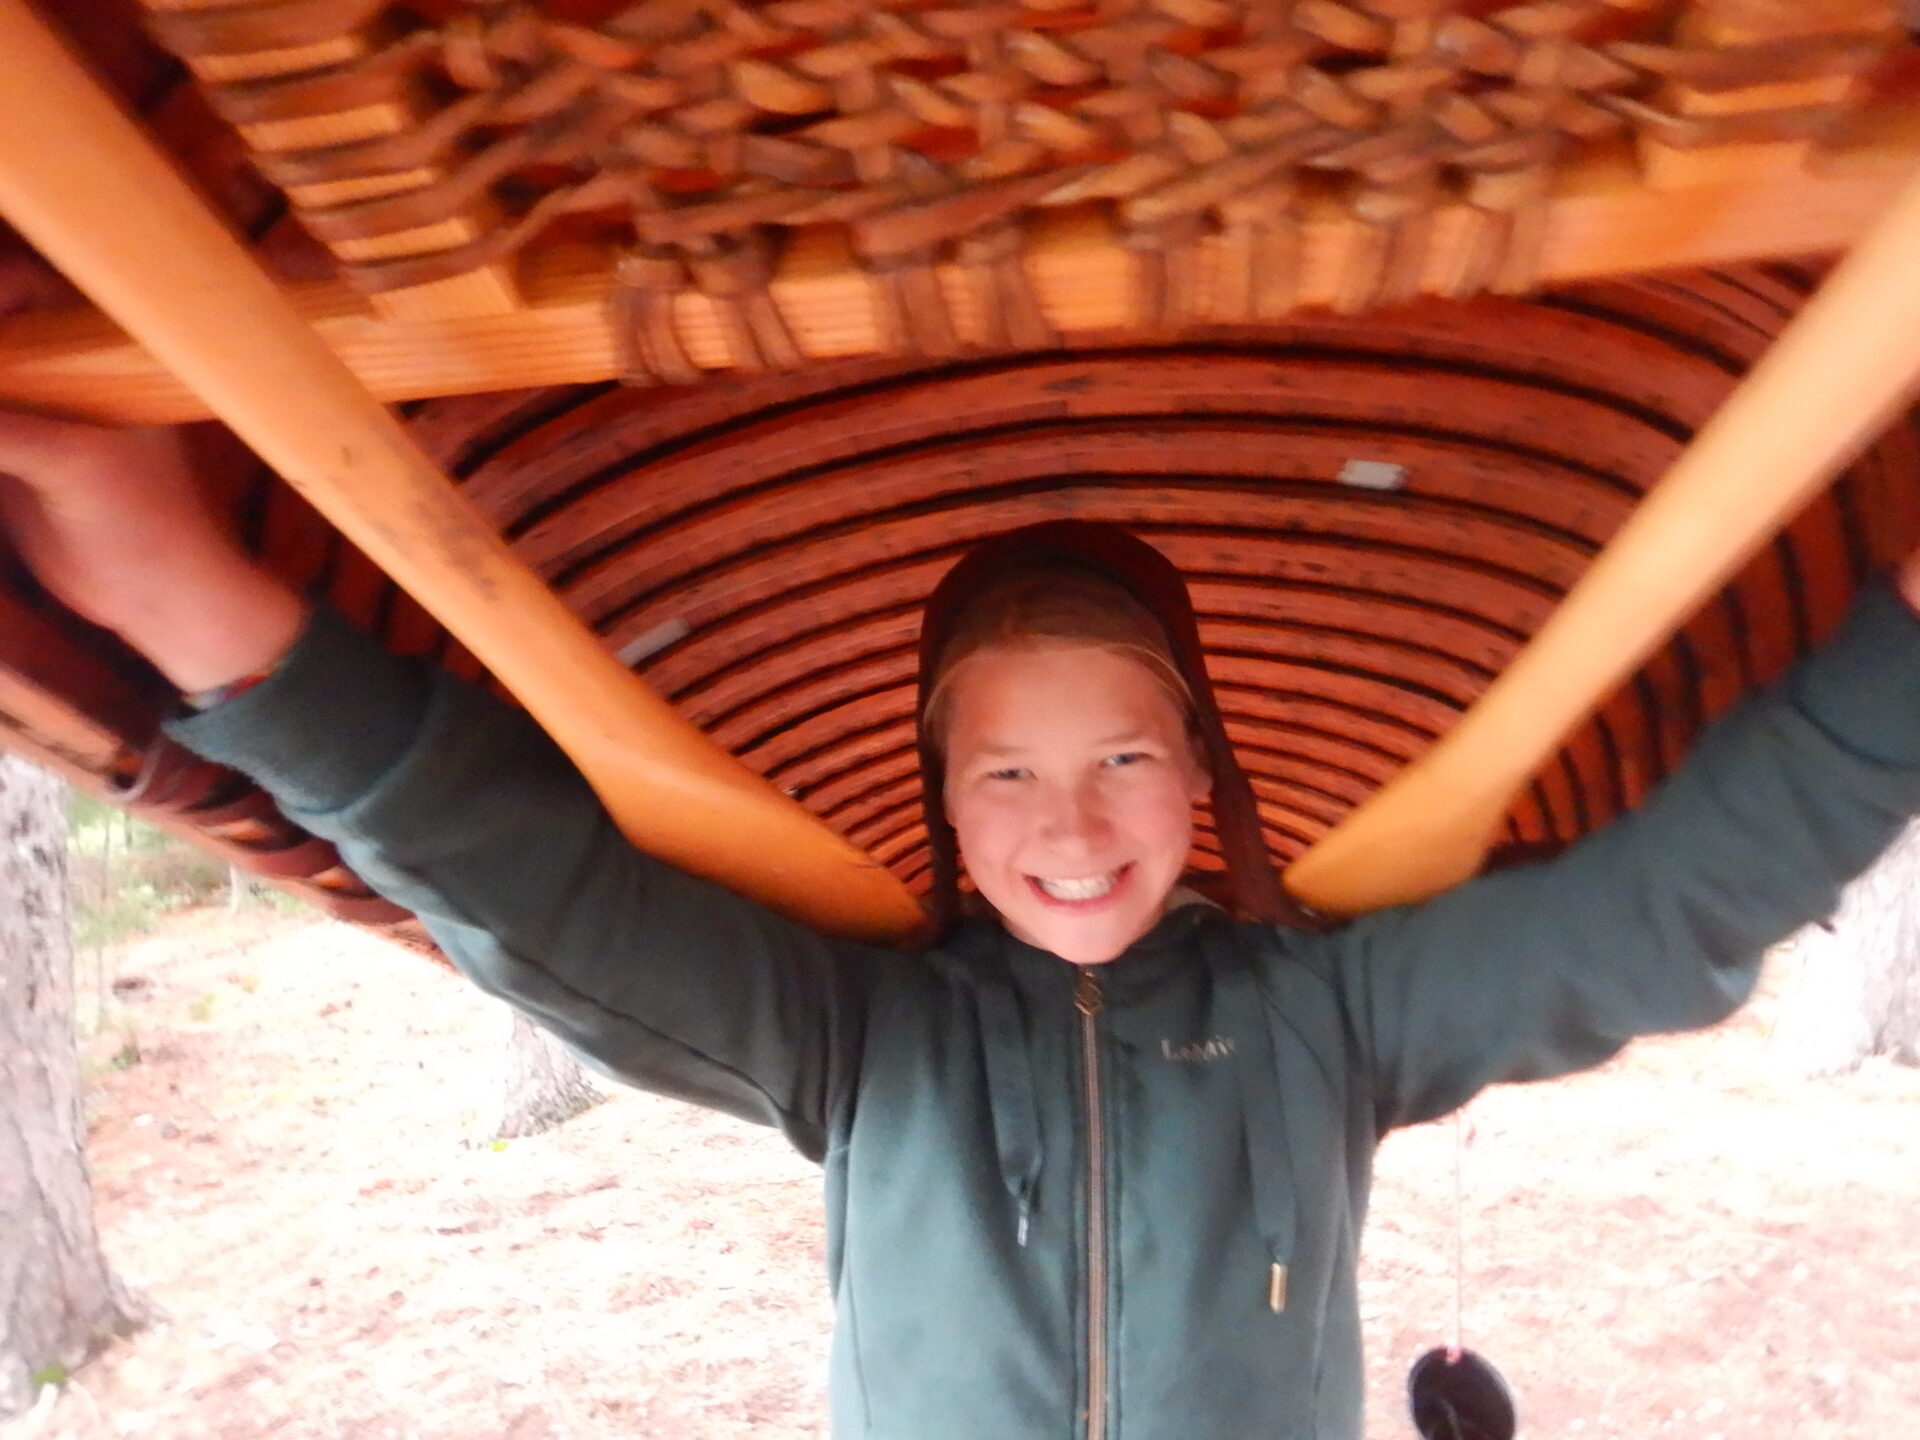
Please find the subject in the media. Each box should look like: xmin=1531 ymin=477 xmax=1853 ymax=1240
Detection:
xmin=1038 ymin=783 xmax=1113 ymax=848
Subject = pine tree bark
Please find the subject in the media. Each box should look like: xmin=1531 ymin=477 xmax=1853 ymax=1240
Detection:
xmin=1774 ymin=816 xmax=1920 ymax=1076
xmin=0 ymin=755 xmax=142 ymax=1421
xmin=491 ymin=1006 xmax=603 ymax=1140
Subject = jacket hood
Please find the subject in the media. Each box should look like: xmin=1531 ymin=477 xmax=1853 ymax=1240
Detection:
xmin=914 ymin=520 xmax=1323 ymax=938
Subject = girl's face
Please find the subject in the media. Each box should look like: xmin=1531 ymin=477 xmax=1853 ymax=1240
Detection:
xmin=941 ymin=643 xmax=1210 ymax=964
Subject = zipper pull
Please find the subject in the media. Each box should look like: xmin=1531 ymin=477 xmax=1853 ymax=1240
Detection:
xmin=1074 ymin=967 xmax=1103 ymax=1017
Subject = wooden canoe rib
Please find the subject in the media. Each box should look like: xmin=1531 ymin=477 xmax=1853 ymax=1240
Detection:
xmin=0 ymin=0 xmax=1917 ymax=941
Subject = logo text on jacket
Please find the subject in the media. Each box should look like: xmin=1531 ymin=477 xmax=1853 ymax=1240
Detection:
xmin=1160 ymin=1036 xmax=1235 ymax=1062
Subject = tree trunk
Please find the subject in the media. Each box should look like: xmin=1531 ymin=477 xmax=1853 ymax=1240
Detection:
xmin=490 ymin=1006 xmax=603 ymax=1140
xmin=0 ymin=755 xmax=142 ymax=1420
xmin=1773 ymin=816 xmax=1920 ymax=1077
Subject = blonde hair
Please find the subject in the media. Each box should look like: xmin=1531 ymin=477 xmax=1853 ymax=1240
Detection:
xmin=921 ymin=562 xmax=1195 ymax=751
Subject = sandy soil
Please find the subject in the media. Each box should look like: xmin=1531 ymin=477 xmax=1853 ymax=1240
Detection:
xmin=11 ymin=907 xmax=1919 ymax=1439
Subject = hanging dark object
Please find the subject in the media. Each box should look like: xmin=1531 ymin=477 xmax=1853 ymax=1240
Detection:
xmin=1408 ymin=1346 xmax=1516 ymax=1440
xmin=1409 ymin=1112 xmax=1518 ymax=1440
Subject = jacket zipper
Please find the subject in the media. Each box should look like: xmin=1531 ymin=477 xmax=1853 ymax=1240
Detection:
xmin=1075 ymin=967 xmax=1107 ymax=1440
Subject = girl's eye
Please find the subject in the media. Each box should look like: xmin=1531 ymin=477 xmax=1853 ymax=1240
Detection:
xmin=986 ymin=766 xmax=1032 ymax=783
xmin=1102 ymin=751 xmax=1151 ymax=769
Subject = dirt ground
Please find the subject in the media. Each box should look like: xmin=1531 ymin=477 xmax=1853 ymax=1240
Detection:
xmin=11 ymin=906 xmax=1919 ymax=1439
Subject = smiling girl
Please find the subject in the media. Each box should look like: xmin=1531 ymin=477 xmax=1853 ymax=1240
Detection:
xmin=924 ymin=553 xmax=1219 ymax=964
xmin=8 ymin=407 xmax=1920 ymax=1440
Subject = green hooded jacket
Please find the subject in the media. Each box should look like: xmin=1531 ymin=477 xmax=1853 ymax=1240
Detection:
xmin=171 ymin=585 xmax=1920 ymax=1440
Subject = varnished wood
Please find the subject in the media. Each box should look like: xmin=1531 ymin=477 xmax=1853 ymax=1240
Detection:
xmin=2 ymin=0 xmax=1918 ymax=954
xmin=0 ymin=116 xmax=1914 ymax=423
xmin=362 ymin=301 xmax=1902 ymax=887
xmin=0 ymin=0 xmax=924 ymax=943
xmin=1285 ymin=161 xmax=1920 ymax=914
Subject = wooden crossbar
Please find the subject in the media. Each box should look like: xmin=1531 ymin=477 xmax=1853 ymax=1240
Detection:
xmin=2 ymin=114 xmax=1915 ymax=425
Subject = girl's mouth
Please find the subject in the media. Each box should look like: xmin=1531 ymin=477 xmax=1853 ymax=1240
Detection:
xmin=1027 ymin=863 xmax=1135 ymax=907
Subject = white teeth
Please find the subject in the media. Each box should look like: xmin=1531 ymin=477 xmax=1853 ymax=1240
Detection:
xmin=1034 ymin=870 xmax=1121 ymax=901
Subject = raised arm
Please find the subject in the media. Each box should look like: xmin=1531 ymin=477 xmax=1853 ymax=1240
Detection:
xmin=0 ymin=408 xmax=887 ymax=1157
xmin=1320 ymin=579 xmax=1920 ymax=1135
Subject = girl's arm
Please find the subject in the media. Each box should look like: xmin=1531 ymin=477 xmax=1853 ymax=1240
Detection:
xmin=1320 ymin=579 xmax=1920 ymax=1135
xmin=0 ymin=408 xmax=884 ymax=1157
xmin=168 ymin=608 xmax=887 ymax=1158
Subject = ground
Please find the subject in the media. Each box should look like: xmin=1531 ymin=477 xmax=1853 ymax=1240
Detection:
xmin=8 ymin=907 xmax=1919 ymax=1439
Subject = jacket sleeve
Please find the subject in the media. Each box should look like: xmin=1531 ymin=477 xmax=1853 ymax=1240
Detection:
xmin=1318 ymin=583 xmax=1920 ymax=1135
xmin=166 ymin=608 xmax=889 ymax=1160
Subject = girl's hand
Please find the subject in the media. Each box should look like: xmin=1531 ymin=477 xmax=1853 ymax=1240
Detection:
xmin=0 ymin=407 xmax=307 ymax=693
